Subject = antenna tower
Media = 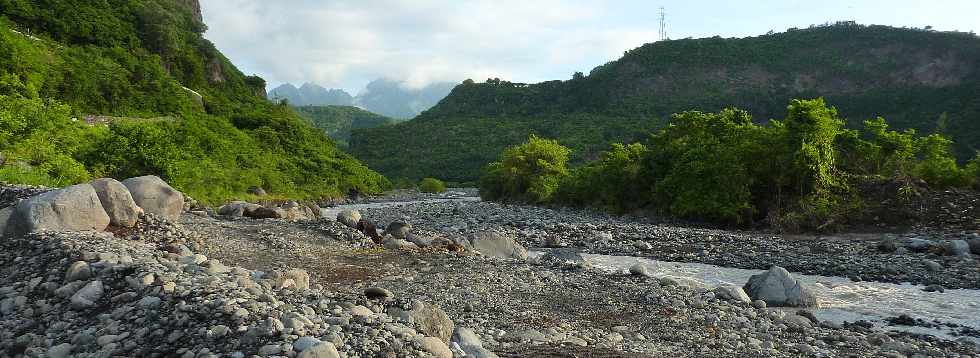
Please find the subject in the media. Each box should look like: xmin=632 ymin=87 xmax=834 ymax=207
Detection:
xmin=659 ymin=6 xmax=668 ymax=41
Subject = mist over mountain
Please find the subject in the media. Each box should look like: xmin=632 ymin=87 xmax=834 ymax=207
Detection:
xmin=268 ymin=79 xmax=456 ymax=119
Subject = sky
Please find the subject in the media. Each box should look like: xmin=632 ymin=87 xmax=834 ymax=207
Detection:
xmin=201 ymin=0 xmax=980 ymax=94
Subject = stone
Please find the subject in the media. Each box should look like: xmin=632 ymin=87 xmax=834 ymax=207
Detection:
xmin=383 ymin=238 xmax=418 ymax=250
xmin=923 ymin=259 xmax=943 ymax=272
xmin=284 ymin=269 xmax=311 ymax=290
xmin=47 ymin=343 xmax=73 ymax=358
xmin=453 ymin=327 xmax=499 ymax=358
xmin=905 ymin=238 xmax=937 ymax=252
xmin=420 ymin=337 xmax=452 ymax=358
xmin=246 ymin=206 xmax=283 ymax=219
xmin=121 ymin=176 xmax=184 ymax=220
xmin=539 ymin=248 xmax=585 ymax=266
xmin=364 ymin=287 xmax=394 ymax=301
xmin=714 ymin=285 xmax=752 ymax=303
xmin=385 ymin=221 xmax=412 ymax=239
xmin=297 ymin=342 xmax=340 ymax=358
xmin=90 ymin=178 xmax=141 ymax=227
xmin=293 ymin=337 xmax=322 ymax=351
xmin=218 ymin=201 xmax=262 ymax=217
xmin=349 ymin=305 xmax=374 ymax=317
xmin=459 ymin=231 xmax=528 ymax=260
xmin=356 ymin=219 xmax=383 ymax=244
xmin=923 ymin=284 xmax=945 ymax=293
xmin=337 ymin=210 xmax=361 ymax=228
xmin=8 ymin=184 xmax=110 ymax=236
xmin=0 ymin=206 xmax=14 ymax=237
xmin=968 ymin=238 xmax=980 ymax=255
xmin=70 ymin=281 xmax=104 ymax=309
xmin=943 ymin=240 xmax=971 ymax=256
xmin=743 ymin=266 xmax=819 ymax=307
xmin=258 ymin=344 xmax=282 ymax=356
xmin=247 ymin=186 xmax=267 ymax=196
xmin=629 ymin=263 xmax=650 ymax=277
xmin=65 ymin=261 xmax=92 ymax=282
xmin=390 ymin=303 xmax=455 ymax=343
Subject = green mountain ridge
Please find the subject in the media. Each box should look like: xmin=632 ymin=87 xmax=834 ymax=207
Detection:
xmin=350 ymin=23 xmax=980 ymax=182
xmin=294 ymin=105 xmax=398 ymax=149
xmin=0 ymin=0 xmax=389 ymax=202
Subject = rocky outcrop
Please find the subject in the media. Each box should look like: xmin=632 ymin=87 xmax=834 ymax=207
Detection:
xmin=743 ymin=266 xmax=819 ymax=308
xmin=90 ymin=178 xmax=141 ymax=227
xmin=6 ymin=184 xmax=110 ymax=237
xmin=122 ymin=176 xmax=184 ymax=220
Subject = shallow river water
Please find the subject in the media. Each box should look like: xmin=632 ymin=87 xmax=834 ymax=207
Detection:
xmin=327 ymin=196 xmax=980 ymax=344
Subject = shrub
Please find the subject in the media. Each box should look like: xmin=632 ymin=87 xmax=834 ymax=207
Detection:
xmin=557 ymin=142 xmax=648 ymax=212
xmin=480 ymin=135 xmax=571 ymax=203
xmin=419 ymin=178 xmax=447 ymax=193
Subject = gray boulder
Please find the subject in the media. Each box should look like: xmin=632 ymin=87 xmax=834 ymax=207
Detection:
xmin=218 ymin=201 xmax=262 ymax=217
xmin=0 ymin=206 xmax=13 ymax=237
xmin=453 ymin=327 xmax=499 ymax=358
xmin=7 ymin=184 xmax=110 ymax=236
xmin=297 ymin=342 xmax=340 ymax=358
xmin=538 ymin=248 xmax=585 ymax=266
xmin=122 ymin=176 xmax=184 ymax=220
xmin=90 ymin=178 xmax=141 ymax=227
xmin=385 ymin=221 xmax=412 ymax=239
xmin=389 ymin=302 xmax=454 ymax=343
xmin=905 ymin=238 xmax=937 ymax=253
xmin=459 ymin=231 xmax=528 ymax=260
xmin=743 ymin=266 xmax=819 ymax=307
xmin=969 ymin=238 xmax=980 ymax=255
xmin=714 ymin=285 xmax=752 ymax=303
xmin=943 ymin=240 xmax=971 ymax=256
xmin=70 ymin=280 xmax=104 ymax=309
xmin=337 ymin=210 xmax=361 ymax=228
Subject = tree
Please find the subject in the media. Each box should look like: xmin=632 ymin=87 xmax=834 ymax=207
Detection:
xmin=480 ymin=135 xmax=571 ymax=203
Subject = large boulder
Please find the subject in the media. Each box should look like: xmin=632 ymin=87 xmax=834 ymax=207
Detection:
xmin=7 ymin=184 xmax=110 ymax=236
xmin=337 ymin=210 xmax=361 ymax=228
xmin=385 ymin=221 xmax=412 ymax=239
xmin=743 ymin=266 xmax=819 ymax=308
xmin=459 ymin=231 xmax=528 ymax=260
xmin=218 ymin=201 xmax=262 ymax=217
xmin=389 ymin=302 xmax=454 ymax=343
xmin=122 ymin=176 xmax=184 ymax=220
xmin=90 ymin=178 xmax=141 ymax=227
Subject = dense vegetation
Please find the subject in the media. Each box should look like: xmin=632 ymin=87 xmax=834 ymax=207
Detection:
xmin=481 ymin=99 xmax=979 ymax=229
xmin=293 ymin=105 xmax=396 ymax=149
xmin=0 ymin=0 xmax=389 ymax=203
xmin=352 ymin=23 xmax=980 ymax=182
xmin=418 ymin=178 xmax=446 ymax=194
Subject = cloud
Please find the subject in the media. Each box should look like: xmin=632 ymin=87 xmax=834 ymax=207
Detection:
xmin=200 ymin=0 xmax=658 ymax=92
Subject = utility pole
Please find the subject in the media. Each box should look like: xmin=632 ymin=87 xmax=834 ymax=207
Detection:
xmin=659 ymin=6 xmax=668 ymax=41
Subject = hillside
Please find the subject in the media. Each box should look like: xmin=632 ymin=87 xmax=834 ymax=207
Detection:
xmin=351 ymin=23 xmax=980 ymax=182
xmin=0 ymin=0 xmax=389 ymax=202
xmin=268 ymin=83 xmax=354 ymax=106
xmin=294 ymin=105 xmax=397 ymax=148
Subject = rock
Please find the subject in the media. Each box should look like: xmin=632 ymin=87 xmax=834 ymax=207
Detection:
xmin=337 ymin=210 xmax=361 ymax=228
xmin=385 ymin=221 xmax=412 ymax=239
xmin=924 ymin=284 xmax=945 ymax=293
xmin=752 ymin=300 xmax=767 ymax=309
xmin=70 ymin=280 xmax=104 ymax=309
xmin=247 ymin=186 xmax=267 ymax=196
xmin=218 ymin=201 xmax=262 ymax=217
xmin=420 ymin=337 xmax=452 ymax=358
xmin=297 ymin=342 xmax=340 ymax=358
xmin=905 ymin=238 xmax=937 ymax=253
xmin=65 ymin=261 xmax=92 ymax=282
xmin=293 ymin=337 xmax=322 ymax=351
xmin=538 ymin=248 xmax=585 ymax=266
xmin=453 ymin=327 xmax=499 ymax=358
xmin=284 ymin=269 xmax=311 ymax=290
xmin=122 ymin=176 xmax=184 ymax=220
xmin=258 ymin=344 xmax=282 ymax=356
xmin=942 ymin=240 xmax=971 ymax=256
xmin=8 ymin=184 xmax=110 ymax=236
xmin=629 ymin=263 xmax=650 ymax=277
xmin=390 ymin=303 xmax=455 ymax=343
xmin=743 ymin=266 xmax=819 ymax=307
xmin=47 ymin=343 xmax=73 ymax=358
xmin=348 ymin=305 xmax=374 ymax=317
xmin=90 ymin=178 xmax=141 ymax=227
xmin=968 ymin=238 xmax=980 ymax=255
xmin=383 ymin=238 xmax=418 ymax=250
xmin=923 ymin=259 xmax=943 ymax=272
xmin=459 ymin=231 xmax=528 ymax=260
xmin=0 ymin=206 xmax=12 ymax=237
xmin=246 ymin=206 xmax=283 ymax=219
xmin=714 ymin=285 xmax=751 ymax=303
xmin=364 ymin=287 xmax=394 ymax=301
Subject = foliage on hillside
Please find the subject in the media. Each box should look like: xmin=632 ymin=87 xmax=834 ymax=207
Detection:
xmin=294 ymin=105 xmax=396 ymax=148
xmin=352 ymin=23 xmax=980 ymax=182
xmin=482 ymin=99 xmax=978 ymax=229
xmin=0 ymin=1 xmax=389 ymax=203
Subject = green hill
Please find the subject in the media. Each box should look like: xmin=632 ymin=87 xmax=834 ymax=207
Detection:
xmin=0 ymin=0 xmax=389 ymax=202
xmin=294 ymin=105 xmax=397 ymax=148
xmin=350 ymin=23 xmax=980 ymax=183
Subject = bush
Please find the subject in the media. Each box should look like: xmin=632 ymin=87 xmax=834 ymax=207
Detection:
xmin=418 ymin=178 xmax=447 ymax=193
xmin=557 ymin=142 xmax=648 ymax=212
xmin=480 ymin=135 xmax=571 ymax=203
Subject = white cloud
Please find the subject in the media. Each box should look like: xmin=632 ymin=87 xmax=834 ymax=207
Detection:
xmin=200 ymin=0 xmax=657 ymax=92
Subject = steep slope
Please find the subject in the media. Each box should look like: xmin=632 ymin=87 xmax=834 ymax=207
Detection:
xmin=0 ymin=0 xmax=389 ymax=202
xmin=351 ymin=23 xmax=980 ymax=182
xmin=294 ymin=105 xmax=396 ymax=148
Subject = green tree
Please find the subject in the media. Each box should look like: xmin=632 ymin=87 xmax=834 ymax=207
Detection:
xmin=480 ymin=135 xmax=571 ymax=203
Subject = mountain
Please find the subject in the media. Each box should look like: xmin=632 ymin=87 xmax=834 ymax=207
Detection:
xmin=294 ymin=105 xmax=396 ymax=148
xmin=268 ymin=83 xmax=354 ymax=106
xmin=350 ymin=23 xmax=980 ymax=183
xmin=0 ymin=0 xmax=389 ymax=202
xmin=268 ymin=79 xmax=456 ymax=119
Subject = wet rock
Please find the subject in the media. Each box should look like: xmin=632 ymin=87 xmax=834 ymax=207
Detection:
xmin=122 ymin=175 xmax=184 ymax=220
xmin=8 ymin=184 xmax=110 ymax=236
xmin=90 ymin=178 xmax=141 ymax=228
xmin=743 ymin=266 xmax=819 ymax=307
xmin=337 ymin=210 xmax=361 ymax=228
